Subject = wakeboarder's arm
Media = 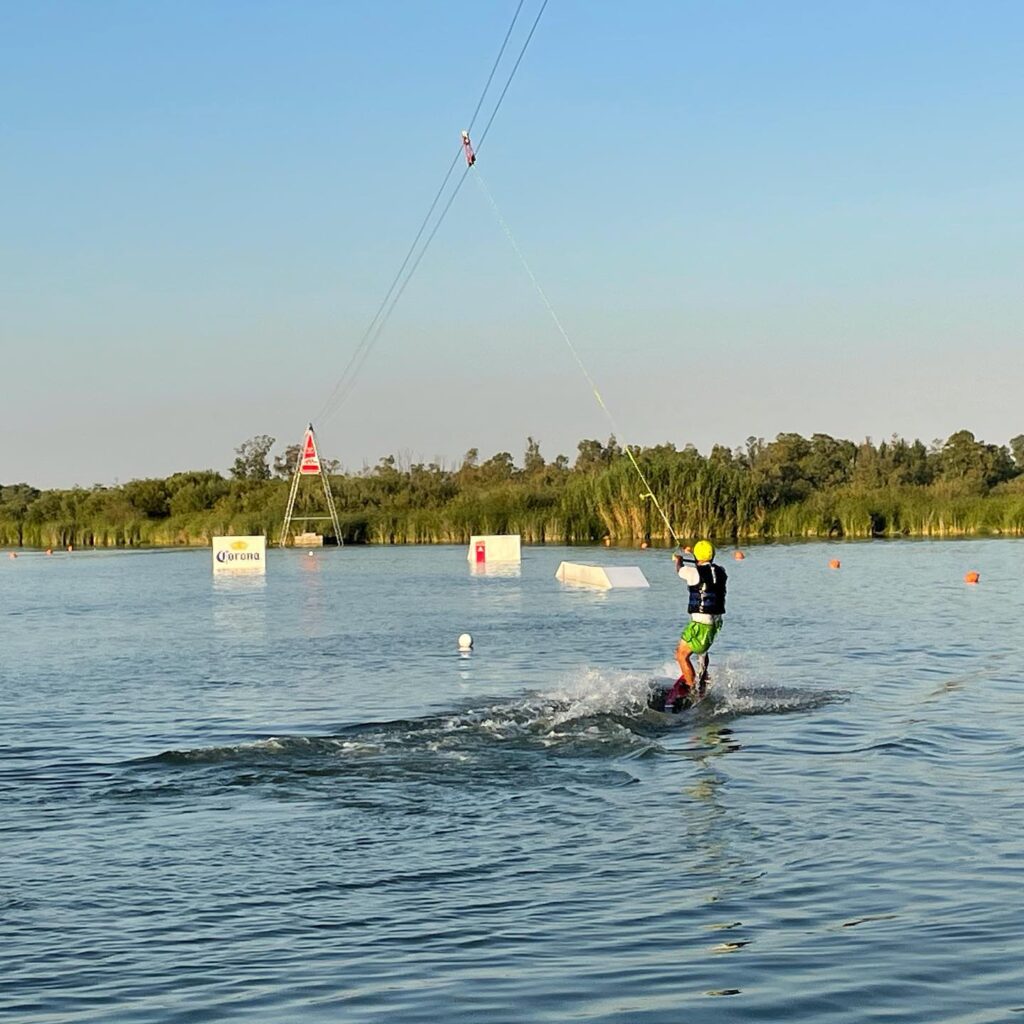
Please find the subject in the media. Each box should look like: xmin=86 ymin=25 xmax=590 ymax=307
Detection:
xmin=676 ymin=565 xmax=700 ymax=585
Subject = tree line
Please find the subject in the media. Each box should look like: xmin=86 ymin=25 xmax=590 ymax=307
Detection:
xmin=3 ymin=429 xmax=1024 ymax=549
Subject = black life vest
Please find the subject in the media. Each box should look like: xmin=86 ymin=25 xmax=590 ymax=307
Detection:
xmin=687 ymin=562 xmax=727 ymax=615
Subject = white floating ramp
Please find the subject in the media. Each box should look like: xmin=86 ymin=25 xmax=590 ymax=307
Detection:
xmin=468 ymin=535 xmax=522 ymax=564
xmin=555 ymin=562 xmax=649 ymax=589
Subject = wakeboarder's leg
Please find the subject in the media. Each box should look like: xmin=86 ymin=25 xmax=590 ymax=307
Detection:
xmin=696 ymin=654 xmax=709 ymax=694
xmin=675 ymin=640 xmax=695 ymax=687
xmin=672 ymin=639 xmax=696 ymax=698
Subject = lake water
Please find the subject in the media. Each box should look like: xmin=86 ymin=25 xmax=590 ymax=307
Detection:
xmin=2 ymin=540 xmax=1023 ymax=1023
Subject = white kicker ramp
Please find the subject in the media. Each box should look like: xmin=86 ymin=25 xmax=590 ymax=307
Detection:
xmin=555 ymin=561 xmax=649 ymax=589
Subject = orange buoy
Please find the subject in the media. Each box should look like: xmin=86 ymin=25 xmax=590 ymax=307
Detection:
xmin=45 ymin=548 xmax=53 ymax=556
xmin=964 ymin=571 xmax=980 ymax=584
xmin=640 ymin=541 xmax=648 ymax=549
xmin=734 ymin=550 xmax=745 ymax=561
xmin=829 ymin=559 xmax=841 ymax=569
xmin=8 ymin=552 xmax=16 ymax=559
xmin=67 ymin=545 xmax=73 ymax=552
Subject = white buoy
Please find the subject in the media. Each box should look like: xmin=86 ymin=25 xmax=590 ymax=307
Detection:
xmin=307 ymin=551 xmax=314 ymax=557
xmin=458 ymin=632 xmax=473 ymax=651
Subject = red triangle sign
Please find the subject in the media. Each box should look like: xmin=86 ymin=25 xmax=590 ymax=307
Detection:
xmin=299 ymin=428 xmax=321 ymax=475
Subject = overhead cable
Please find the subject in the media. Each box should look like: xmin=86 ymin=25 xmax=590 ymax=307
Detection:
xmin=317 ymin=0 xmax=546 ymax=427
xmin=472 ymin=169 xmax=682 ymax=545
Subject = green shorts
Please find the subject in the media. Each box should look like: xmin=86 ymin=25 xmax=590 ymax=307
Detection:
xmin=680 ymin=618 xmax=722 ymax=655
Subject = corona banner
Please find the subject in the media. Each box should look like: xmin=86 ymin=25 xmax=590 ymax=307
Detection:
xmin=212 ymin=535 xmax=267 ymax=575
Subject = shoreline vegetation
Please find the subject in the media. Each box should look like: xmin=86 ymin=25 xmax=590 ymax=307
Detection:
xmin=3 ymin=430 xmax=1024 ymax=550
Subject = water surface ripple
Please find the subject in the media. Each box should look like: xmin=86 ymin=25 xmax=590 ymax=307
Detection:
xmin=2 ymin=541 xmax=1023 ymax=1022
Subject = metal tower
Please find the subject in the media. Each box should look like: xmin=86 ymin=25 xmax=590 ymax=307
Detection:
xmin=279 ymin=424 xmax=343 ymax=547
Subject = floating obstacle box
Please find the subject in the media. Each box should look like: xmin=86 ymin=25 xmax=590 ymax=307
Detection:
xmin=468 ymin=535 xmax=521 ymax=564
xmin=293 ymin=532 xmax=324 ymax=548
xmin=555 ymin=561 xmax=649 ymax=590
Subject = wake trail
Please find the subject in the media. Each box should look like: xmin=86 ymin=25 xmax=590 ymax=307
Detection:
xmin=138 ymin=664 xmax=844 ymax=768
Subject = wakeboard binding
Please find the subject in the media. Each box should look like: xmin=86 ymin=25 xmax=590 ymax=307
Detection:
xmin=648 ymin=656 xmax=710 ymax=713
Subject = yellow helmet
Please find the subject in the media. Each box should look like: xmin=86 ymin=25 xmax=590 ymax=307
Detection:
xmin=693 ymin=540 xmax=715 ymax=563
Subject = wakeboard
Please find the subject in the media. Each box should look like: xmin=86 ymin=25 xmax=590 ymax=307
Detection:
xmin=648 ymin=653 xmax=711 ymax=714
xmin=647 ymin=680 xmax=709 ymax=715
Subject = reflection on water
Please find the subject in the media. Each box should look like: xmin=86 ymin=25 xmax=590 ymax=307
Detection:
xmin=211 ymin=574 xmax=268 ymax=594
xmin=694 ymin=724 xmax=743 ymax=757
xmin=211 ymin=572 xmax=268 ymax=639
xmin=469 ymin=561 xmax=522 ymax=578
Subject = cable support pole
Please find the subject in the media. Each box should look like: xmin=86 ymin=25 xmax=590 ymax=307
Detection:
xmin=279 ymin=460 xmax=303 ymax=548
xmin=471 ymin=169 xmax=680 ymax=546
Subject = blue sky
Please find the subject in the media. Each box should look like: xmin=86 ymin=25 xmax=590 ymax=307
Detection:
xmin=2 ymin=1 xmax=1022 ymax=487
